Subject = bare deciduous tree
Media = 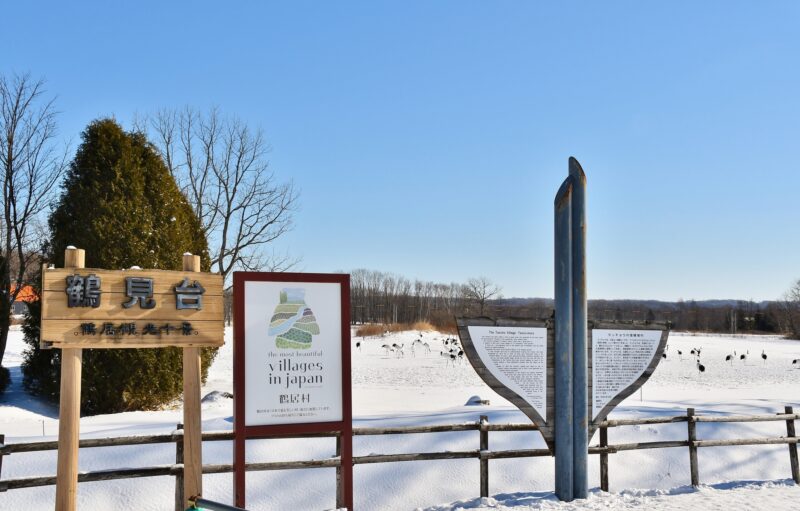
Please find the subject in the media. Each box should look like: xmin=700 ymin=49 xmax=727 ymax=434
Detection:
xmin=348 ymin=268 xmax=469 ymax=326
xmin=780 ymin=279 xmax=800 ymax=339
xmin=0 ymin=74 xmax=65 ymax=367
xmin=463 ymin=276 xmax=502 ymax=316
xmin=145 ymin=107 xmax=298 ymax=284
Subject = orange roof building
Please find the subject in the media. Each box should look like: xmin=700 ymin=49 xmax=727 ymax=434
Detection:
xmin=11 ymin=284 xmax=38 ymax=303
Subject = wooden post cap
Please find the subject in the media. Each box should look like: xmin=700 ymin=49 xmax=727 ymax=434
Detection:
xmin=64 ymin=247 xmax=85 ymax=269
xmin=183 ymin=254 xmax=201 ymax=272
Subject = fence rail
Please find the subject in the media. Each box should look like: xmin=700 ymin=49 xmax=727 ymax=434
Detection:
xmin=0 ymin=407 xmax=797 ymax=509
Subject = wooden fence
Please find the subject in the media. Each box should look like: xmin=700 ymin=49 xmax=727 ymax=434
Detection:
xmin=0 ymin=406 xmax=797 ymax=510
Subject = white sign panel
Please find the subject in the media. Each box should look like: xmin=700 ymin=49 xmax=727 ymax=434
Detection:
xmin=467 ymin=326 xmax=547 ymax=421
xmin=244 ymin=281 xmax=343 ymax=425
xmin=592 ymin=329 xmax=662 ymax=420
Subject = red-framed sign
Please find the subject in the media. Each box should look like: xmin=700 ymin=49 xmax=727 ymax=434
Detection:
xmin=233 ymin=272 xmax=352 ymax=509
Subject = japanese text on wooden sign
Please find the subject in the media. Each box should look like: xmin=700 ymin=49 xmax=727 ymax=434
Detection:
xmin=40 ymin=267 xmax=224 ymax=349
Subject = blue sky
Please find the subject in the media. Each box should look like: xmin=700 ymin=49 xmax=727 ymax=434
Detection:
xmin=3 ymin=2 xmax=799 ymax=301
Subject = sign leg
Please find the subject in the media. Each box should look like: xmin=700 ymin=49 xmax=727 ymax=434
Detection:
xmin=340 ymin=427 xmax=354 ymax=510
xmin=183 ymin=253 xmax=203 ymax=505
xmin=183 ymin=347 xmax=203 ymax=504
xmin=55 ymin=347 xmax=82 ymax=511
xmin=234 ymin=433 xmax=246 ymax=507
xmin=55 ymin=246 xmax=86 ymax=511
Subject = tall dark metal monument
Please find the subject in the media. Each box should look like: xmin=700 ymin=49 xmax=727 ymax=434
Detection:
xmin=457 ymin=157 xmax=669 ymax=502
xmin=554 ymin=157 xmax=588 ymax=500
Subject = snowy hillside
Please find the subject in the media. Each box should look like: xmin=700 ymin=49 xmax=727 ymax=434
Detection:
xmin=1 ymin=327 xmax=799 ymax=510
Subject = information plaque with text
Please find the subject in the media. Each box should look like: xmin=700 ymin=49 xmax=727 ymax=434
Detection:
xmin=458 ymin=318 xmax=668 ymax=450
xmin=467 ymin=326 xmax=547 ymax=420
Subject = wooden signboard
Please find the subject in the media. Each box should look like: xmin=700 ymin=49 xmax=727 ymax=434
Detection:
xmin=457 ymin=318 xmax=668 ymax=450
xmin=44 ymin=248 xmax=223 ymax=511
xmin=41 ymin=267 xmax=223 ymax=349
xmin=587 ymin=321 xmax=669 ymax=437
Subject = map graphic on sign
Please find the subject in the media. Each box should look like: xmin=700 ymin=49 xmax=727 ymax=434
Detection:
xmin=268 ymin=288 xmax=320 ymax=349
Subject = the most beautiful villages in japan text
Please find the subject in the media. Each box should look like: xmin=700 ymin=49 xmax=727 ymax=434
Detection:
xmin=267 ymin=351 xmax=324 ymax=391
xmin=243 ymin=280 xmax=343 ymax=426
xmin=254 ymin=348 xmax=335 ymax=422
xmin=467 ymin=326 xmax=547 ymax=420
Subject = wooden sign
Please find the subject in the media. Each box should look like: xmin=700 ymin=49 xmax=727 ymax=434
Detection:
xmin=49 ymin=248 xmax=220 ymax=511
xmin=41 ymin=267 xmax=223 ymax=348
xmin=588 ymin=322 xmax=669 ymax=437
xmin=457 ymin=318 xmax=555 ymax=451
xmin=457 ymin=318 xmax=668 ymax=451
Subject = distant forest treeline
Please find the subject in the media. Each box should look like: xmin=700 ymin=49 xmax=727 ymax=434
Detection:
xmin=349 ymin=269 xmax=799 ymax=337
xmin=494 ymin=297 xmax=785 ymax=334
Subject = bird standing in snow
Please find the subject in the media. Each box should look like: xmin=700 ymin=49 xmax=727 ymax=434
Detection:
xmin=696 ymin=359 xmax=706 ymax=376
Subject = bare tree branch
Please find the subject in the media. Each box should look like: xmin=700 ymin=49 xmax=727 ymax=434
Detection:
xmin=147 ymin=108 xmax=298 ymax=286
xmin=463 ymin=276 xmax=503 ymax=316
xmin=0 ymin=73 xmax=66 ymax=366
xmin=780 ymin=279 xmax=800 ymax=339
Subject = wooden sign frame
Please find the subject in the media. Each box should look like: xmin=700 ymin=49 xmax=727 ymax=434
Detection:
xmin=457 ymin=317 xmax=555 ymax=451
xmin=46 ymin=248 xmax=222 ymax=511
xmin=587 ymin=321 xmax=669 ymax=438
xmin=233 ymin=272 xmax=353 ymax=510
xmin=457 ymin=317 xmax=668 ymax=451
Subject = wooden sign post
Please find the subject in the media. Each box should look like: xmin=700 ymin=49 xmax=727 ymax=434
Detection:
xmin=43 ymin=247 xmax=224 ymax=511
xmin=182 ymin=253 xmax=203 ymax=506
xmin=54 ymin=247 xmax=85 ymax=511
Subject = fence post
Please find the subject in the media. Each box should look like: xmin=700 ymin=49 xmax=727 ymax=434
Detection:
xmin=479 ymin=415 xmax=489 ymax=498
xmin=336 ymin=433 xmax=343 ymax=509
xmin=599 ymin=425 xmax=609 ymax=492
xmin=175 ymin=423 xmax=185 ymax=511
xmin=687 ymin=408 xmax=699 ymax=487
xmin=785 ymin=406 xmax=799 ymax=484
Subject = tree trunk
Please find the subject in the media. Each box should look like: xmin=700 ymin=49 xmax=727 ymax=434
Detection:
xmin=0 ymin=296 xmax=11 ymax=368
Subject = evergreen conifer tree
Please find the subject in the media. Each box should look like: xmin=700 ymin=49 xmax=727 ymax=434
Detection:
xmin=23 ymin=119 xmax=217 ymax=414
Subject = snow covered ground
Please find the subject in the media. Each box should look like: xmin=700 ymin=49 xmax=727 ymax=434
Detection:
xmin=1 ymin=326 xmax=799 ymax=510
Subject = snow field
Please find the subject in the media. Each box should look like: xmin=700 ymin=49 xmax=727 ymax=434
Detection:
xmin=0 ymin=328 xmax=799 ymax=510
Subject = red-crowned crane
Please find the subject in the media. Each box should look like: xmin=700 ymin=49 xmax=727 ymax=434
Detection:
xmin=696 ymin=359 xmax=706 ymax=376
